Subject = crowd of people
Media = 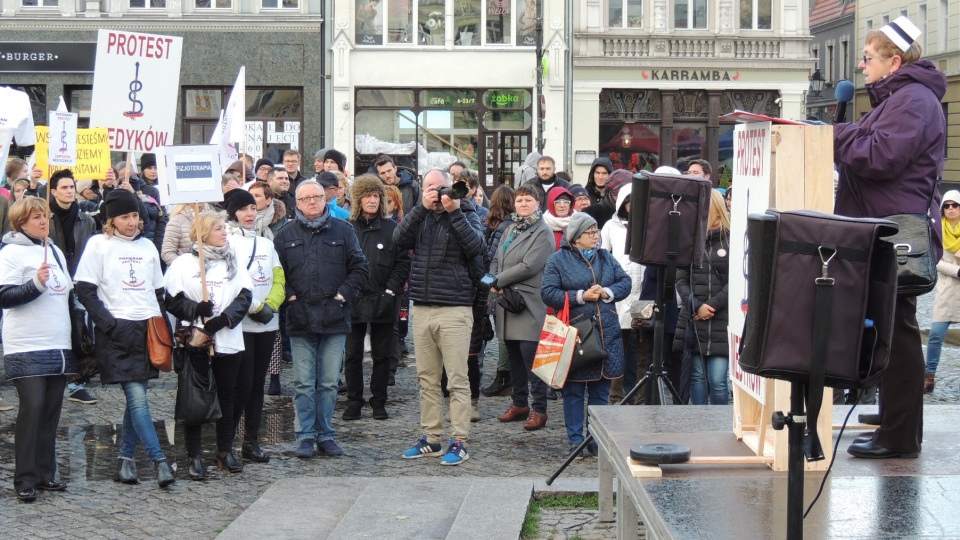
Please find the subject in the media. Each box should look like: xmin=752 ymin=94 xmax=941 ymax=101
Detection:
xmin=1 ymin=19 xmax=944 ymax=500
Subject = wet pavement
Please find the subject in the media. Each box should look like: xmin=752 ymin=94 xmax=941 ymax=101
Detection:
xmin=0 ymin=290 xmax=957 ymax=538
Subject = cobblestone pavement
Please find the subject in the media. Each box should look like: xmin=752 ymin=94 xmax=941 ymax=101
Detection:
xmin=0 ymin=291 xmax=957 ymax=539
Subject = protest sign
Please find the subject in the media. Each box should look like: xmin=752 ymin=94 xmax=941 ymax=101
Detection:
xmin=34 ymin=127 xmax=111 ymax=180
xmin=89 ymin=29 xmax=183 ymax=153
xmin=155 ymin=145 xmax=224 ymax=206
xmin=48 ymin=110 xmax=79 ymax=167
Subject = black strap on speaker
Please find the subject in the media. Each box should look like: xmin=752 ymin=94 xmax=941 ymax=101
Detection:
xmin=805 ymin=245 xmax=836 ymax=462
xmin=664 ymin=195 xmax=682 ymax=292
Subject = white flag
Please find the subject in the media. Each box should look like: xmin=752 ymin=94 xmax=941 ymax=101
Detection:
xmin=56 ymin=95 xmax=68 ymax=113
xmin=226 ymin=66 xmax=245 ymax=144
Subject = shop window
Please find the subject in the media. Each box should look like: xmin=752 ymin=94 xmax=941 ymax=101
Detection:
xmin=609 ymin=0 xmax=643 ymax=28
xmin=482 ymin=89 xmax=532 ymax=110
xmin=357 ymin=0 xmax=384 ymax=44
xmin=246 ymin=89 xmax=303 ymax=118
xmin=417 ymin=110 xmax=479 ymax=166
xmin=675 ymin=0 xmax=706 ymax=29
xmin=419 ymin=89 xmax=477 ymax=108
xmin=130 ymin=0 xmax=166 ymax=7
xmin=360 ymin=0 xmax=538 ymax=47
xmin=357 ymin=89 xmax=416 ymax=108
xmin=482 ymin=111 xmax=531 ymax=131
xmin=385 ymin=0 xmax=412 ymax=44
xmin=516 ymin=0 xmax=538 ymax=45
xmin=65 ymin=86 xmax=93 ymax=129
xmin=739 ymin=0 xmax=770 ymax=30
xmin=195 ymin=0 xmax=231 ymax=8
xmin=419 ymin=0 xmax=446 ymax=46
xmin=21 ymin=0 xmax=58 ymax=5
xmin=355 ymin=109 xmax=418 ymax=156
xmin=599 ymin=122 xmax=660 ymax=173
xmin=185 ymin=89 xmax=222 ymax=118
xmin=486 ymin=0 xmax=511 ymax=44
xmin=261 ymin=0 xmax=297 ymax=8
xmin=455 ymin=0 xmax=481 ymax=45
xmin=674 ymin=124 xmax=706 ymax=162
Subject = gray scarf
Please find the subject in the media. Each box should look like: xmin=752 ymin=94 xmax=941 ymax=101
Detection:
xmin=192 ymin=241 xmax=238 ymax=280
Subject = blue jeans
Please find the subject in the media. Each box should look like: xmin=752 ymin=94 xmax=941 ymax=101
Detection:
xmin=690 ymin=354 xmax=729 ymax=405
xmin=118 ymin=381 xmax=166 ymax=462
xmin=925 ymin=321 xmax=954 ymax=375
xmin=562 ymin=379 xmax=612 ymax=446
xmin=291 ymin=333 xmax=346 ymax=443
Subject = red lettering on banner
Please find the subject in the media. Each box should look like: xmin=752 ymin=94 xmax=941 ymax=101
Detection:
xmin=105 ymin=32 xmax=174 ymax=59
xmin=736 ymin=128 xmax=767 ymax=177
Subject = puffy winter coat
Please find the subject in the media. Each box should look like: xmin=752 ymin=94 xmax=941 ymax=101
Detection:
xmin=600 ymin=183 xmax=645 ymax=329
xmin=491 ymin=218 xmax=554 ymax=342
xmin=541 ymin=242 xmax=632 ymax=381
xmin=274 ymin=210 xmax=370 ymax=335
xmin=393 ymin=201 xmax=484 ymax=307
xmin=349 ymin=215 xmax=411 ymax=324
xmin=673 ymin=227 xmax=730 ymax=357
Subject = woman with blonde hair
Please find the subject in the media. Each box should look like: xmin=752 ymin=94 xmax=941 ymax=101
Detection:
xmin=165 ymin=211 xmax=253 ymax=479
xmin=673 ymin=190 xmax=730 ymax=405
xmin=74 ymin=190 xmax=175 ymax=488
xmin=384 ymin=184 xmax=404 ymax=222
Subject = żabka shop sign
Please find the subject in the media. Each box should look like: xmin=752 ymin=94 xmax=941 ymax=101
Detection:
xmin=89 ymin=29 xmax=183 ymax=153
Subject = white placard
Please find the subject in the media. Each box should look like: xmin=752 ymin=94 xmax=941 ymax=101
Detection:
xmin=156 ymin=145 xmax=224 ymax=206
xmin=728 ymin=122 xmax=772 ymax=403
xmin=48 ymin=111 xmax=79 ymax=167
xmin=0 ymin=128 xmax=14 ymax=186
xmin=89 ymin=29 xmax=183 ymax=153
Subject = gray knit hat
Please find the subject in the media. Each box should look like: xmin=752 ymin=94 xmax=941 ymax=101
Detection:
xmin=566 ymin=212 xmax=598 ymax=244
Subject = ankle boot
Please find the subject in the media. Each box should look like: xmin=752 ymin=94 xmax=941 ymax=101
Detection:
xmin=471 ymin=398 xmax=481 ymax=423
xmin=155 ymin=461 xmax=175 ymax=488
xmin=217 ymin=451 xmax=244 ymax=473
xmin=481 ymin=371 xmax=512 ymax=397
xmin=268 ymin=374 xmax=281 ymax=395
xmin=114 ymin=457 xmax=138 ymax=484
xmin=188 ymin=456 xmax=206 ymax=481
xmin=241 ymin=441 xmax=270 ymax=463
xmin=443 ymin=396 xmax=451 ymax=422
xmin=924 ymin=373 xmax=935 ymax=393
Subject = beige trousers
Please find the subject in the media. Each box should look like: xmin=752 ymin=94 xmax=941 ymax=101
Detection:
xmin=412 ymin=304 xmax=473 ymax=443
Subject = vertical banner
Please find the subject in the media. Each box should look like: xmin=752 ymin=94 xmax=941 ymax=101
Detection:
xmin=48 ymin=110 xmax=79 ymax=167
xmin=727 ymin=121 xmax=772 ymax=402
xmin=89 ymin=29 xmax=183 ymax=152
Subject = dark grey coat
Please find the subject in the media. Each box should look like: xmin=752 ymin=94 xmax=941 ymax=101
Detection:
xmin=491 ymin=218 xmax=554 ymax=342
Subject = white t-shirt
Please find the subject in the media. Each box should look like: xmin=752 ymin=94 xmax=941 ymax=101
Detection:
xmin=0 ymin=241 xmax=72 ymax=354
xmin=0 ymin=87 xmax=38 ymax=146
xmin=164 ymin=250 xmax=253 ymax=355
xmin=231 ymin=234 xmax=281 ymax=333
xmin=74 ymin=235 xmax=163 ymax=321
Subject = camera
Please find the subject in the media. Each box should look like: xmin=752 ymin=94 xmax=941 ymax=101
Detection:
xmin=479 ymin=273 xmax=498 ymax=288
xmin=434 ymin=180 xmax=470 ymax=200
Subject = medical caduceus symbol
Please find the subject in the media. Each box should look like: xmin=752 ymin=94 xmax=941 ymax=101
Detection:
xmin=59 ymin=121 xmax=68 ymax=153
xmin=123 ymin=61 xmax=145 ymax=119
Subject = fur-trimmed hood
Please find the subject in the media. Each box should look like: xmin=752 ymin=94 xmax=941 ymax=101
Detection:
xmin=349 ymin=174 xmax=387 ymax=220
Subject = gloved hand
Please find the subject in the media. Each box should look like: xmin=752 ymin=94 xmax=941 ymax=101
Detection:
xmin=195 ymin=300 xmax=215 ymax=318
xmin=203 ymin=314 xmax=229 ymax=334
xmin=248 ymin=304 xmax=275 ymax=324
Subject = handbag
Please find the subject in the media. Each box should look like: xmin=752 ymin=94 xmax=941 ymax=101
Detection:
xmin=531 ymin=293 xmax=579 ymax=389
xmin=630 ymin=300 xmax=655 ymax=329
xmin=175 ymin=324 xmax=215 ymax=350
xmin=848 ymin=176 xmax=939 ymax=296
xmin=570 ymin=310 xmax=608 ymax=372
xmin=174 ymin=352 xmax=222 ymax=425
xmin=496 ymin=287 xmax=527 ymax=314
xmin=146 ymin=316 xmax=174 ymax=372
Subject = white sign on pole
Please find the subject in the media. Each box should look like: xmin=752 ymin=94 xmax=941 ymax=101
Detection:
xmin=156 ymin=145 xmax=224 ymax=206
xmin=209 ymin=66 xmax=244 ymax=172
xmin=89 ymin=29 xmax=183 ymax=153
xmin=48 ymin=111 xmax=79 ymax=167
xmin=728 ymin=122 xmax=772 ymax=403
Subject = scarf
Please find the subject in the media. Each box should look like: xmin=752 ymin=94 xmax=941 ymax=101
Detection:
xmin=542 ymin=210 xmax=572 ymax=233
xmin=227 ymin=221 xmax=256 ymax=238
xmin=944 ymin=217 xmax=960 ymax=254
xmin=50 ymin=200 xmax=78 ymax=255
xmin=580 ymin=248 xmax=596 ymax=260
xmin=192 ymin=241 xmax=238 ymax=280
xmin=295 ymin=208 xmax=329 ymax=231
xmin=255 ymin=203 xmax=276 ymax=239
xmin=509 ymin=210 xmax=542 ymax=233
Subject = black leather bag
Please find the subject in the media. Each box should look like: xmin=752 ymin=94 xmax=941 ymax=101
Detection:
xmin=174 ymin=353 xmax=222 ymax=426
xmin=883 ymin=213 xmax=938 ymax=296
xmin=570 ymin=315 xmax=608 ymax=372
xmin=496 ymin=288 xmax=527 ymax=314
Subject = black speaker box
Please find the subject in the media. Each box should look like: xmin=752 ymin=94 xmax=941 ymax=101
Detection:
xmin=628 ymin=172 xmax=713 ymax=266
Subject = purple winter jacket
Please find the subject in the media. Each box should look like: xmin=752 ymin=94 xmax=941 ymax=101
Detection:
xmin=833 ymin=59 xmax=947 ymax=257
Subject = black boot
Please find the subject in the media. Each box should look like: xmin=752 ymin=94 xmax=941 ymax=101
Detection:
xmin=188 ymin=456 xmax=206 ymax=481
xmin=481 ymin=371 xmax=512 ymax=397
xmin=241 ymin=441 xmax=270 ymax=463
xmin=217 ymin=451 xmax=244 ymax=473
xmin=155 ymin=461 xmax=175 ymax=488
xmin=114 ymin=457 xmax=138 ymax=484
xmin=268 ymin=374 xmax=281 ymax=395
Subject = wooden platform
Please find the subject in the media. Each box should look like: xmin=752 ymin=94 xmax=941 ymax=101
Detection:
xmin=590 ymin=404 xmax=960 ymax=539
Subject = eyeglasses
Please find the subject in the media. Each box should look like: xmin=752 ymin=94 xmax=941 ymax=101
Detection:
xmin=553 ymin=199 xmax=571 ymax=205
xmin=861 ymin=55 xmax=890 ymax=64
xmin=582 ymin=230 xmax=600 ymax=237
xmin=297 ymin=195 xmax=323 ymax=203
xmin=944 ymin=203 xmax=960 ymax=209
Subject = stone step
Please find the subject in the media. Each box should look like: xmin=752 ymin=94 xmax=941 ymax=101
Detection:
xmin=217 ymin=477 xmax=533 ymax=540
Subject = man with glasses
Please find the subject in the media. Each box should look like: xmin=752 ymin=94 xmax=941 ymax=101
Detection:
xmin=281 ymin=150 xmax=307 ymax=192
xmin=274 ymin=180 xmax=369 ymax=459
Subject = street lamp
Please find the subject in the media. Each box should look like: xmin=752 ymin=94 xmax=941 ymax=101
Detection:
xmin=809 ymin=69 xmax=826 ymax=97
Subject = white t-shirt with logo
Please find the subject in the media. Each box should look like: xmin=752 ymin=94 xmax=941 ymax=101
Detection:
xmin=0 ymin=242 xmax=72 ymax=354
xmin=164 ymin=250 xmax=253 ymax=355
xmin=74 ymin=235 xmax=163 ymax=321
xmin=0 ymin=87 xmax=38 ymax=147
xmin=231 ymin=234 xmax=281 ymax=333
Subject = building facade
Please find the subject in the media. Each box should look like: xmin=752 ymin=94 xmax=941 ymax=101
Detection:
xmin=854 ymin=0 xmax=959 ymax=183
xmin=806 ymin=0 xmax=856 ymax=122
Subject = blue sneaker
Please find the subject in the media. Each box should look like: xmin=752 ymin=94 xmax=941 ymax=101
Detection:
xmin=440 ymin=439 xmax=469 ymax=466
xmin=402 ymin=436 xmax=442 ymax=459
xmin=295 ymin=439 xmax=316 ymax=459
xmin=318 ymin=439 xmax=343 ymax=457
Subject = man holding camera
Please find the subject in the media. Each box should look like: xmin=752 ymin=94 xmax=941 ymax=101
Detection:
xmin=393 ymin=170 xmax=484 ymax=465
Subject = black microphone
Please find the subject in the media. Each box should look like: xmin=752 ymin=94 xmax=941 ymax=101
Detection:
xmin=834 ymin=80 xmax=854 ymax=123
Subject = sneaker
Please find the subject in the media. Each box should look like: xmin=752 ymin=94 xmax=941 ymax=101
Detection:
xmin=371 ymin=403 xmax=389 ymax=420
xmin=295 ymin=439 xmax=316 ymax=459
xmin=569 ymin=445 xmax=587 ymax=460
xmin=401 ymin=436 xmax=442 ymax=459
xmin=342 ymin=403 xmax=363 ymax=421
xmin=440 ymin=439 xmax=469 ymax=466
xmin=68 ymin=388 xmax=98 ymax=404
xmin=317 ymin=439 xmax=344 ymax=457
xmin=586 ymin=442 xmax=599 ymax=458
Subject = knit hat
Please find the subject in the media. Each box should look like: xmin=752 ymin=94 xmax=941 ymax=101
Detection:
xmin=606 ymin=169 xmax=633 ymax=195
xmin=254 ymin=158 xmax=274 ymax=172
xmin=323 ymin=149 xmax=346 ymax=172
xmin=654 ymin=166 xmax=682 ymax=175
xmin=103 ymin=189 xmax=140 ymax=220
xmin=316 ymin=171 xmax=339 ymax=189
xmin=566 ymin=212 xmax=598 ymax=244
xmin=350 ymin=174 xmax=386 ymax=219
xmin=223 ymin=188 xmax=257 ymax=220
xmin=76 ymin=180 xmax=94 ymax=194
xmin=49 ymin=169 xmax=75 ymax=189
xmin=568 ymin=184 xmax=589 ymax=200
xmin=140 ymin=153 xmax=157 ymax=171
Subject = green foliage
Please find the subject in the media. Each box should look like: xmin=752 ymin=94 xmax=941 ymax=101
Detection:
xmin=520 ymin=494 xmax=600 ymax=539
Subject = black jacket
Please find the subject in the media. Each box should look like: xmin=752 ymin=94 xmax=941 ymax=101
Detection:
xmin=393 ymin=202 xmax=484 ymax=307
xmin=586 ymin=157 xmax=614 ymax=206
xmin=274 ymin=211 xmax=370 ymax=335
xmin=48 ymin=203 xmax=96 ymax=276
xmin=673 ymin=228 xmax=730 ymax=356
xmin=521 ymin=174 xmax=572 ymax=209
xmin=349 ymin=215 xmax=411 ymax=323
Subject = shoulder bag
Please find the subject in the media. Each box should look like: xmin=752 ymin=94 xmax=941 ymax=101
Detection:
xmin=174 ymin=352 xmax=222 ymax=425
xmin=146 ymin=316 xmax=174 ymax=372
